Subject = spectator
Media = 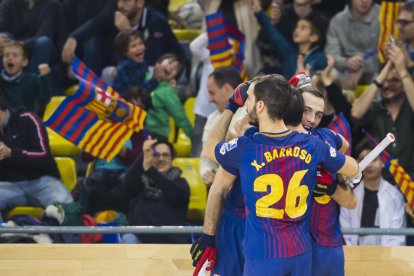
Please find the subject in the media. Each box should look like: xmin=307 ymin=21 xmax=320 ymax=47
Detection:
xmin=0 ymin=41 xmax=52 ymax=115
xmin=108 ymin=30 xmax=159 ymax=94
xmin=309 ymin=0 xmax=347 ymax=20
xmin=273 ymin=0 xmax=327 ymax=45
xmin=351 ymin=44 xmax=414 ymax=183
xmin=123 ymin=138 xmax=190 ymax=243
xmin=256 ymin=0 xmax=284 ymax=74
xmin=146 ymin=0 xmax=169 ymax=18
xmin=77 ymin=87 xmax=150 ymax=216
xmin=58 ymin=0 xmax=113 ymax=82
xmin=189 ymin=32 xmax=216 ymax=157
xmin=202 ymin=0 xmax=263 ymax=78
xmin=325 ymin=0 xmax=380 ymax=87
xmin=0 ymin=99 xmax=73 ymax=221
xmin=200 ymin=66 xmax=243 ymax=187
xmin=144 ymin=53 xmax=193 ymax=140
xmin=340 ymin=143 xmax=406 ymax=246
xmin=0 ymin=0 xmax=60 ymax=72
xmin=61 ymin=0 xmax=184 ymax=73
xmin=397 ymin=1 xmax=414 ymax=75
xmin=252 ymin=0 xmax=327 ymax=78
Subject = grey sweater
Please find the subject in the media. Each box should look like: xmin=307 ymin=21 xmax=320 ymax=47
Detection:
xmin=325 ymin=4 xmax=380 ymax=78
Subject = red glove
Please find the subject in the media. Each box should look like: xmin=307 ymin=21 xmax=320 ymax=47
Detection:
xmin=288 ymin=72 xmax=311 ymax=89
xmin=225 ymin=81 xmax=251 ymax=113
xmin=190 ymin=233 xmax=217 ymax=276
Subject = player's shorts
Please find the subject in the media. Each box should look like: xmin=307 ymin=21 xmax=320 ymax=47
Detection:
xmin=243 ymin=250 xmax=312 ymax=276
xmin=210 ymin=212 xmax=245 ymax=276
xmin=311 ymin=239 xmax=344 ymax=276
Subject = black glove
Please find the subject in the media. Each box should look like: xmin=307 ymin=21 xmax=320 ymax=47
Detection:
xmin=225 ymin=81 xmax=251 ymax=113
xmin=314 ymin=167 xmax=337 ymax=196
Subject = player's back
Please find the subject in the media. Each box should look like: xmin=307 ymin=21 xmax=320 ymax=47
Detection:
xmin=216 ymin=130 xmax=346 ymax=258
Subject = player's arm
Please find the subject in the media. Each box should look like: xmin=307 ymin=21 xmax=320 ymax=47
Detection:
xmin=204 ymin=82 xmax=251 ymax=163
xmin=337 ymin=155 xmax=359 ymax=179
xmin=337 ymin=133 xmax=349 ymax=154
xmin=190 ymin=167 xmax=237 ymax=275
xmin=204 ymin=167 xmax=237 ymax=234
xmin=331 ymin=182 xmax=357 ymax=209
xmin=204 ymin=109 xmax=234 ymax=163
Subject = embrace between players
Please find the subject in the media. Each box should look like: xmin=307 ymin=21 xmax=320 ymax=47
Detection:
xmin=190 ymin=72 xmax=361 ymax=276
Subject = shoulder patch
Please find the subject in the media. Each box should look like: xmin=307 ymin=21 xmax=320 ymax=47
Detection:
xmin=329 ymin=146 xmax=337 ymax=157
xmin=220 ymin=138 xmax=238 ymax=155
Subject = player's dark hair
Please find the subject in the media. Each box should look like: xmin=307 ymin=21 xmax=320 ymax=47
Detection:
xmin=252 ymin=74 xmax=292 ymax=120
xmin=283 ymin=87 xmax=304 ymax=127
xmin=209 ymin=66 xmax=243 ymax=90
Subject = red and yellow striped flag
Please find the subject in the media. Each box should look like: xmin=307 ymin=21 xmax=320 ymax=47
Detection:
xmin=377 ymin=0 xmax=403 ymax=63
xmin=45 ymin=57 xmax=146 ymax=161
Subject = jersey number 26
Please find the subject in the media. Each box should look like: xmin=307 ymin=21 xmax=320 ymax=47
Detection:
xmin=254 ymin=170 xmax=309 ymax=219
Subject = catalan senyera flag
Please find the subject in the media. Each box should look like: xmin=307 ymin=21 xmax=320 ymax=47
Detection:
xmin=44 ymin=56 xmax=146 ymax=161
xmin=364 ymin=131 xmax=414 ymax=209
xmin=206 ymin=11 xmax=247 ymax=80
xmin=377 ymin=0 xmax=403 ymax=63
xmin=327 ymin=113 xmax=352 ymax=156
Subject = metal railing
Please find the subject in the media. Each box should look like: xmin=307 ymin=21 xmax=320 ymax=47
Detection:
xmin=0 ymin=226 xmax=414 ymax=236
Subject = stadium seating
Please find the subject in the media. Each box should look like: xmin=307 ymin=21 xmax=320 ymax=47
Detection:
xmin=173 ymin=97 xmax=196 ymax=157
xmin=4 ymin=157 xmax=77 ymax=220
xmin=43 ymin=96 xmax=81 ymax=156
xmin=173 ymin=158 xmax=206 ymax=221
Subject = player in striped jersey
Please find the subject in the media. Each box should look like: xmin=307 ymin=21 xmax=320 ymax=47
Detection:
xmin=202 ymin=74 xmax=359 ymax=275
xmin=290 ymin=72 xmax=357 ymax=276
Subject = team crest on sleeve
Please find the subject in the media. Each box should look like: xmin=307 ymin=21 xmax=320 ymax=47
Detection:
xmin=329 ymin=146 xmax=336 ymax=157
xmin=220 ymin=138 xmax=238 ymax=155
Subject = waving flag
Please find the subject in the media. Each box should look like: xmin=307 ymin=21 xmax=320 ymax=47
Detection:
xmin=206 ymin=11 xmax=247 ymax=80
xmin=327 ymin=113 xmax=351 ymax=156
xmin=44 ymin=57 xmax=146 ymax=160
xmin=364 ymin=130 xmax=414 ymax=209
xmin=377 ymin=0 xmax=403 ymax=63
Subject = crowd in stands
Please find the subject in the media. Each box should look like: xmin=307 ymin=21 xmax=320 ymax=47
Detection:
xmin=0 ymin=0 xmax=414 ymax=246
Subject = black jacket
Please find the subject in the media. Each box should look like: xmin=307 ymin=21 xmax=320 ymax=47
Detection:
xmin=124 ymin=156 xmax=190 ymax=243
xmin=0 ymin=108 xmax=59 ymax=181
xmin=70 ymin=2 xmax=184 ymax=66
xmin=0 ymin=0 xmax=60 ymax=42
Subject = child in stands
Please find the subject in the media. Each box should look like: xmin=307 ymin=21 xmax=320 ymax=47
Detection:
xmin=144 ymin=53 xmax=193 ymax=140
xmin=0 ymin=41 xmax=51 ymax=115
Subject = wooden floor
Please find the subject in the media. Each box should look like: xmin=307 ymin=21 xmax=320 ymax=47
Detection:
xmin=0 ymin=244 xmax=413 ymax=275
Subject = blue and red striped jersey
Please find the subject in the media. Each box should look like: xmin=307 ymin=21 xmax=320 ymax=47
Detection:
xmin=309 ymin=128 xmax=345 ymax=247
xmin=215 ymin=130 xmax=346 ymax=258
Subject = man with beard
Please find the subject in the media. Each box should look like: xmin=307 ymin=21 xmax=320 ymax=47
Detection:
xmin=196 ymin=74 xmax=359 ymax=275
xmin=351 ymin=43 xmax=414 ymax=184
xmin=61 ymin=0 xmax=184 ymax=70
